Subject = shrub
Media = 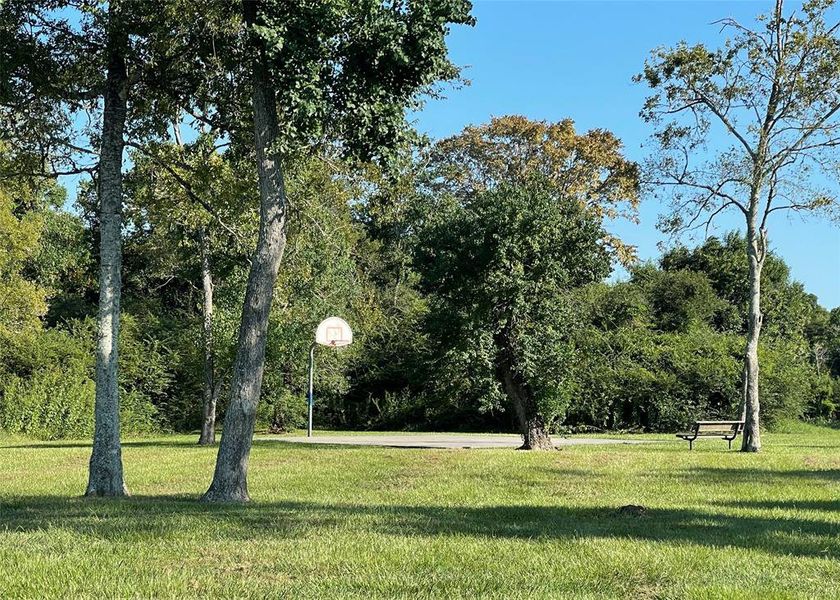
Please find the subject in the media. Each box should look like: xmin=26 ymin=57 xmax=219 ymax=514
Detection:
xmin=0 ymin=370 xmax=94 ymax=439
xmin=566 ymin=326 xmax=814 ymax=432
xmin=0 ymin=368 xmax=159 ymax=440
xmin=258 ymin=388 xmax=308 ymax=433
xmin=0 ymin=320 xmax=162 ymax=439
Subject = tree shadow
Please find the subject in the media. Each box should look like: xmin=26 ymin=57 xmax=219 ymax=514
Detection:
xmin=680 ymin=466 xmax=840 ymax=483
xmin=0 ymin=495 xmax=836 ymax=560
xmin=715 ymin=499 xmax=840 ymax=512
xmin=0 ymin=494 xmax=314 ymax=541
xmin=0 ymin=439 xmax=402 ymax=451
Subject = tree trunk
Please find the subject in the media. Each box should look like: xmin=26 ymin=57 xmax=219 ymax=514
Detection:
xmin=739 ymin=359 xmax=748 ymax=422
xmin=494 ymin=325 xmax=553 ymax=450
xmin=86 ymin=36 xmax=129 ymax=497
xmin=741 ymin=229 xmax=764 ymax=452
xmin=198 ymin=227 xmax=217 ymax=445
xmin=202 ymin=0 xmax=287 ymax=502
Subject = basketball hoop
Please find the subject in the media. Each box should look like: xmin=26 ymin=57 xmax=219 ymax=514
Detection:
xmin=308 ymin=317 xmax=354 ymax=438
xmin=315 ymin=316 xmax=353 ymax=347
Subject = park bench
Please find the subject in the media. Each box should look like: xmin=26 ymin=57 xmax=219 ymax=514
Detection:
xmin=676 ymin=420 xmax=744 ymax=450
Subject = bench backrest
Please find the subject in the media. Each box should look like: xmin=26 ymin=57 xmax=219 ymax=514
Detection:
xmin=695 ymin=421 xmax=743 ymax=434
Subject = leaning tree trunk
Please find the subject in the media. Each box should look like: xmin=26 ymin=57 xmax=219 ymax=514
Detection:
xmin=202 ymin=0 xmax=287 ymax=502
xmin=494 ymin=325 xmax=553 ymax=450
xmin=198 ymin=227 xmax=217 ymax=445
xmin=86 ymin=39 xmax=129 ymax=497
xmin=741 ymin=227 xmax=764 ymax=452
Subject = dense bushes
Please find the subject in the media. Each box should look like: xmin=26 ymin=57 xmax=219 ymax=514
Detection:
xmin=336 ymin=229 xmax=836 ymax=435
xmin=0 ymin=322 xmax=163 ymax=439
xmin=0 ymin=369 xmax=95 ymax=439
xmin=567 ymin=328 xmax=740 ymax=431
xmin=565 ymin=326 xmax=818 ymax=432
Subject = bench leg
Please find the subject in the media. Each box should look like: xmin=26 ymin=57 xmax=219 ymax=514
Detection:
xmin=728 ymin=438 xmax=732 ymax=450
xmin=689 ymin=439 xmax=693 ymax=451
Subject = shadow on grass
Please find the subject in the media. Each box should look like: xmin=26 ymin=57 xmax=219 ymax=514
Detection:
xmin=680 ymin=466 xmax=840 ymax=483
xmin=716 ymin=499 xmax=840 ymax=512
xmin=0 ymin=494 xmax=836 ymax=560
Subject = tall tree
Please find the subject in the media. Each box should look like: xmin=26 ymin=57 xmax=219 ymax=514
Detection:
xmin=196 ymin=0 xmax=474 ymax=502
xmin=427 ymin=115 xmax=641 ymax=265
xmin=421 ymin=116 xmax=640 ymax=446
xmin=124 ymin=136 xmax=256 ymax=445
xmin=637 ymin=0 xmax=840 ymax=451
xmin=416 ymin=179 xmax=611 ymax=449
xmin=1 ymin=0 xmax=203 ymax=493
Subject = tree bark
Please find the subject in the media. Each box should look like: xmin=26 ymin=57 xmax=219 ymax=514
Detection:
xmin=198 ymin=227 xmax=217 ymax=445
xmin=739 ymin=359 xmax=748 ymax=422
xmin=202 ymin=0 xmax=287 ymax=502
xmin=494 ymin=324 xmax=553 ymax=450
xmin=741 ymin=227 xmax=764 ymax=452
xmin=86 ymin=34 xmax=129 ymax=497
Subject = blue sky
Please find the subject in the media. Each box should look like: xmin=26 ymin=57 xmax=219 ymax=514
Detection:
xmin=411 ymin=0 xmax=840 ymax=308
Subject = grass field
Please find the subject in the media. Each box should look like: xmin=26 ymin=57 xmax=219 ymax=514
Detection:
xmin=1 ymin=424 xmax=838 ymax=599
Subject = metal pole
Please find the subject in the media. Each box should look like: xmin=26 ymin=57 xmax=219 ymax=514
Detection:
xmin=307 ymin=343 xmax=315 ymax=438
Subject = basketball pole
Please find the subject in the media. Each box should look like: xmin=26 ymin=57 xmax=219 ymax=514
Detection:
xmin=307 ymin=342 xmax=315 ymax=438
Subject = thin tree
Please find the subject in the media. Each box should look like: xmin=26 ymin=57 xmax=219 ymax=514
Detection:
xmin=125 ymin=136 xmax=253 ymax=446
xmin=637 ymin=0 xmax=840 ymax=451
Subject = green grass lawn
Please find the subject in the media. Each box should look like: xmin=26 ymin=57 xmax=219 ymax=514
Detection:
xmin=1 ymin=425 xmax=838 ymax=599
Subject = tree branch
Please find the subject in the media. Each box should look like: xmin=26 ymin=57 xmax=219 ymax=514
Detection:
xmin=125 ymin=141 xmax=248 ymax=248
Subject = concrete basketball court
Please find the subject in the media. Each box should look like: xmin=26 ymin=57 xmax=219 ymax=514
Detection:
xmin=259 ymin=433 xmax=651 ymax=449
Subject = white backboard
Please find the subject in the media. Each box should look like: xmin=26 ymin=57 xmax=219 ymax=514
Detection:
xmin=315 ymin=316 xmax=353 ymax=347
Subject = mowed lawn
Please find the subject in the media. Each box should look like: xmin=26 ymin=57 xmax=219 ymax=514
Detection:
xmin=0 ymin=425 xmax=838 ymax=599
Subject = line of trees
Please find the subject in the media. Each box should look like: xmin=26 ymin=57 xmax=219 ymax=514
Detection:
xmin=0 ymin=0 xmax=838 ymax=501
xmin=2 ymin=114 xmax=837 ymax=447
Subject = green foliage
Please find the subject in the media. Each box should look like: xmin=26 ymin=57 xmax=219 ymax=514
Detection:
xmin=567 ymin=325 xmax=742 ymax=431
xmin=632 ymin=266 xmax=725 ymax=333
xmin=0 ymin=169 xmax=167 ymax=439
xmin=758 ymin=340 xmax=818 ymax=428
xmin=570 ymin=246 xmax=834 ymax=433
xmin=0 ymin=183 xmax=48 ymax=331
xmin=256 ymin=388 xmax=307 ymax=433
xmin=1 ymin=139 xmax=836 ymax=441
xmin=191 ymin=0 xmax=475 ymax=162
xmin=0 ymin=371 xmax=95 ymax=440
xmin=425 ymin=115 xmax=641 ymax=264
xmin=660 ymin=233 xmax=824 ymax=338
xmin=261 ymin=0 xmax=474 ymax=159
xmin=0 ymin=325 xmax=159 ymax=439
xmin=260 ymin=157 xmax=371 ymax=429
xmin=0 ymin=329 xmax=94 ymax=439
xmin=416 ymin=179 xmax=612 ymax=427
xmin=28 ymin=208 xmax=97 ymax=324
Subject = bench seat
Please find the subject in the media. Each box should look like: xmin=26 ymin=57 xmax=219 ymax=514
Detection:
xmin=676 ymin=420 xmax=744 ymax=450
